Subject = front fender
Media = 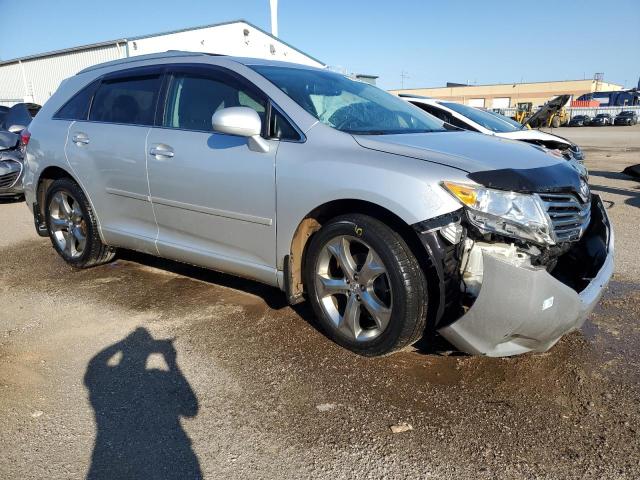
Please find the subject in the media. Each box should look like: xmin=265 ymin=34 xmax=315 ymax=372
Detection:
xmin=274 ymin=130 xmax=466 ymax=270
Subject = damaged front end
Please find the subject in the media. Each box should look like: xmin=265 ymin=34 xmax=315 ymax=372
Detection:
xmin=413 ymin=178 xmax=614 ymax=357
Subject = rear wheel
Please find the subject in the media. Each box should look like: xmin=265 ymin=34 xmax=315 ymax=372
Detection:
xmin=551 ymin=116 xmax=561 ymax=128
xmin=304 ymin=214 xmax=428 ymax=356
xmin=45 ymin=178 xmax=115 ymax=268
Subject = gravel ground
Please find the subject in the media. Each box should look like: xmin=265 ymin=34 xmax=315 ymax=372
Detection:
xmin=1 ymin=125 xmax=639 ymax=479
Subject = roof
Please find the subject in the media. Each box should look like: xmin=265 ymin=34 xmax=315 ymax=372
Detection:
xmin=77 ymin=52 xmax=327 ymax=75
xmin=0 ymin=19 xmax=324 ymax=68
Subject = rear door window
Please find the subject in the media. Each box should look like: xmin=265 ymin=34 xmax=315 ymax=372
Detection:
xmin=89 ymin=75 xmax=161 ymax=126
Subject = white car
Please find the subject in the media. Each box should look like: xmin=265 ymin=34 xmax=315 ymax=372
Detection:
xmin=401 ymin=95 xmax=584 ymax=163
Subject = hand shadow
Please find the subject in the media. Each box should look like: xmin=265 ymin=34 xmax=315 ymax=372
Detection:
xmin=84 ymin=327 xmax=202 ymax=480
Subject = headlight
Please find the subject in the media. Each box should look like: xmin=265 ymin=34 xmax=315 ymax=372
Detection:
xmin=442 ymin=181 xmax=554 ymax=245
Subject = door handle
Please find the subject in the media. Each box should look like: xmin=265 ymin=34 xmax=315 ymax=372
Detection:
xmin=149 ymin=145 xmax=174 ymax=158
xmin=72 ymin=133 xmax=90 ymax=145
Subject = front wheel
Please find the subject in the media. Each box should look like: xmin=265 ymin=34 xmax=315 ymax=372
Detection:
xmin=304 ymin=214 xmax=428 ymax=356
xmin=45 ymin=177 xmax=116 ymax=268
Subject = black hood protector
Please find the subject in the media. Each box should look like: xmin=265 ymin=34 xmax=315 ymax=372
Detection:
xmin=467 ymin=161 xmax=584 ymax=195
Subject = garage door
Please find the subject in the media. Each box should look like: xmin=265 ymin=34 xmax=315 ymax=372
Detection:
xmin=468 ymin=98 xmax=485 ymax=108
xmin=492 ymin=97 xmax=510 ymax=109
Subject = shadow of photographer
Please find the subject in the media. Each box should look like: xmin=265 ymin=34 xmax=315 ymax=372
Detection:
xmin=84 ymin=327 xmax=202 ymax=479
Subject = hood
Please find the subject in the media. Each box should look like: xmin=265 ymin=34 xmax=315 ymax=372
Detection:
xmin=353 ymin=130 xmax=566 ymax=173
xmin=0 ymin=130 xmax=19 ymax=151
xmin=496 ymin=129 xmax=572 ymax=147
xmin=353 ymin=130 xmax=583 ymax=194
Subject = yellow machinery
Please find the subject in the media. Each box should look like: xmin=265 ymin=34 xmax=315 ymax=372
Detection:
xmin=513 ymin=95 xmax=570 ymax=128
xmin=514 ymin=102 xmax=532 ymax=125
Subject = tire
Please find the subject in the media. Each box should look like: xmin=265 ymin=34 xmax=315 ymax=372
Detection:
xmin=45 ymin=177 xmax=116 ymax=268
xmin=303 ymin=214 xmax=428 ymax=356
xmin=551 ymin=116 xmax=561 ymax=128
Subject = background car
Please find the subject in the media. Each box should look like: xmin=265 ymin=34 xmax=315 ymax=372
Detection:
xmin=0 ymin=103 xmax=39 ymax=200
xmin=591 ymin=113 xmax=613 ymax=126
xmin=0 ymin=130 xmax=24 ymax=199
xmin=0 ymin=106 xmax=9 ymax=127
xmin=401 ymin=95 xmax=585 ymax=162
xmin=614 ymin=111 xmax=638 ymax=126
xmin=569 ymin=114 xmax=591 ymax=127
xmin=0 ymin=103 xmax=40 ymax=131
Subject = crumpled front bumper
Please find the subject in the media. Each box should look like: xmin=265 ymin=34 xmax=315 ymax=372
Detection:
xmin=438 ymin=197 xmax=614 ymax=357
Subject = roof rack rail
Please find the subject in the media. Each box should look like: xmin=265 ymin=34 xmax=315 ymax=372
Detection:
xmin=77 ymin=50 xmax=209 ymax=75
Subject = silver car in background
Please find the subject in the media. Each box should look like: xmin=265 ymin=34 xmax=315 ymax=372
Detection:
xmin=23 ymin=52 xmax=613 ymax=357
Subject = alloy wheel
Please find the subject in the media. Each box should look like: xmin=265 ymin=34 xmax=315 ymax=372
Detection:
xmin=49 ymin=191 xmax=87 ymax=259
xmin=314 ymin=235 xmax=393 ymax=342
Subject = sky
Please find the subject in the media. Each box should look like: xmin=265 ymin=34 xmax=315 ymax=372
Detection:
xmin=0 ymin=0 xmax=638 ymax=90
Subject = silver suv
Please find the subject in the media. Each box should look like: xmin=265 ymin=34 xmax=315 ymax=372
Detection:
xmin=23 ymin=52 xmax=613 ymax=357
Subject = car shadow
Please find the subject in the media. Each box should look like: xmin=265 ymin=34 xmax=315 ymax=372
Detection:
xmin=589 ymin=170 xmax=631 ymax=181
xmin=84 ymin=327 xmax=202 ymax=480
xmin=0 ymin=195 xmax=24 ymax=204
xmin=118 ymin=250 xmax=456 ymax=356
xmin=590 ymin=183 xmax=640 ymax=209
xmin=118 ymin=250 xmax=289 ymax=310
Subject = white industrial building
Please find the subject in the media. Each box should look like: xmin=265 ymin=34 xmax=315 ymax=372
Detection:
xmin=0 ymin=20 xmax=325 ymax=107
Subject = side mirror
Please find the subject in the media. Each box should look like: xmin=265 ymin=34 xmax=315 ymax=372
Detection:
xmin=8 ymin=124 xmax=26 ymax=134
xmin=212 ymin=107 xmax=269 ymax=153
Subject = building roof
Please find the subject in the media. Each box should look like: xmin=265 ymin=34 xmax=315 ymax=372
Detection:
xmin=0 ymin=19 xmax=324 ymax=67
xmin=393 ymin=78 xmax=624 ymax=91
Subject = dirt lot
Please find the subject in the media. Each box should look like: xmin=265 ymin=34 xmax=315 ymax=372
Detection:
xmin=1 ymin=125 xmax=639 ymax=479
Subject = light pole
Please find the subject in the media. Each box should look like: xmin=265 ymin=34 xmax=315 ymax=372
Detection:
xmin=270 ymin=0 xmax=278 ymax=37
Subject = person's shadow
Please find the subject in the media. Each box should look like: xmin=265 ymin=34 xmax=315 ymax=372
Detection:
xmin=84 ymin=327 xmax=202 ymax=479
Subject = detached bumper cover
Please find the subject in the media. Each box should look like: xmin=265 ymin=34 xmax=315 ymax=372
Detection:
xmin=438 ymin=197 xmax=614 ymax=357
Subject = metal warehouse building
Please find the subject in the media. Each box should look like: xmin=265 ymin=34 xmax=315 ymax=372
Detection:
xmin=0 ymin=20 xmax=324 ymax=106
xmin=390 ymin=78 xmax=624 ymax=109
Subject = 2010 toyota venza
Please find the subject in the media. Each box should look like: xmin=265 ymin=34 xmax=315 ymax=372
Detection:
xmin=23 ymin=52 xmax=614 ymax=357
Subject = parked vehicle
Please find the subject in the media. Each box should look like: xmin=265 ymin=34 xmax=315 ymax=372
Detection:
xmin=401 ymin=96 xmax=585 ymax=163
xmin=614 ymin=111 xmax=638 ymax=126
xmin=0 ymin=103 xmax=38 ymax=199
xmin=0 ymin=130 xmax=25 ymax=199
xmin=569 ymin=115 xmax=591 ymax=127
xmin=0 ymin=106 xmax=9 ymax=127
xmin=0 ymin=103 xmax=40 ymax=131
xmin=591 ymin=113 xmax=613 ymax=126
xmin=23 ymin=52 xmax=613 ymax=357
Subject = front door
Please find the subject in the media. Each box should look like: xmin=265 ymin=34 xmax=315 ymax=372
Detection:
xmin=146 ymin=66 xmax=278 ymax=284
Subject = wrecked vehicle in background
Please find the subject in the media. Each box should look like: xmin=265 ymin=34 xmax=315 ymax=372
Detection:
xmin=402 ymin=95 xmax=587 ymax=174
xmin=23 ymin=53 xmax=613 ymax=357
xmin=0 ymin=129 xmax=25 ymax=199
xmin=0 ymin=103 xmax=40 ymax=199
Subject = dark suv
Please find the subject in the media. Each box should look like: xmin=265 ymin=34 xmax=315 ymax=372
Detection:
xmin=614 ymin=111 xmax=638 ymax=126
xmin=568 ymin=115 xmax=590 ymax=127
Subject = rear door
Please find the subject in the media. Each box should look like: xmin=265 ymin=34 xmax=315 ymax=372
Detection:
xmin=146 ymin=65 xmax=279 ymax=284
xmin=65 ymin=67 xmax=163 ymax=253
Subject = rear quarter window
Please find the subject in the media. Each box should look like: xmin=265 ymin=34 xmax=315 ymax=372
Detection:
xmin=54 ymin=81 xmax=99 ymax=121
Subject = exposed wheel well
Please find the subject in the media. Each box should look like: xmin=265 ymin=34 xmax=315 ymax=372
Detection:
xmin=36 ymin=166 xmax=75 ymax=220
xmin=287 ymin=199 xmax=441 ymax=325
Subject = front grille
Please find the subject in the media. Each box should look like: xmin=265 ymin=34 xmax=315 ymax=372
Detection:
xmin=539 ymin=193 xmax=591 ymax=243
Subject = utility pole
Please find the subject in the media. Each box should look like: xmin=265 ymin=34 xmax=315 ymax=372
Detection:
xmin=400 ymin=70 xmax=409 ymax=89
